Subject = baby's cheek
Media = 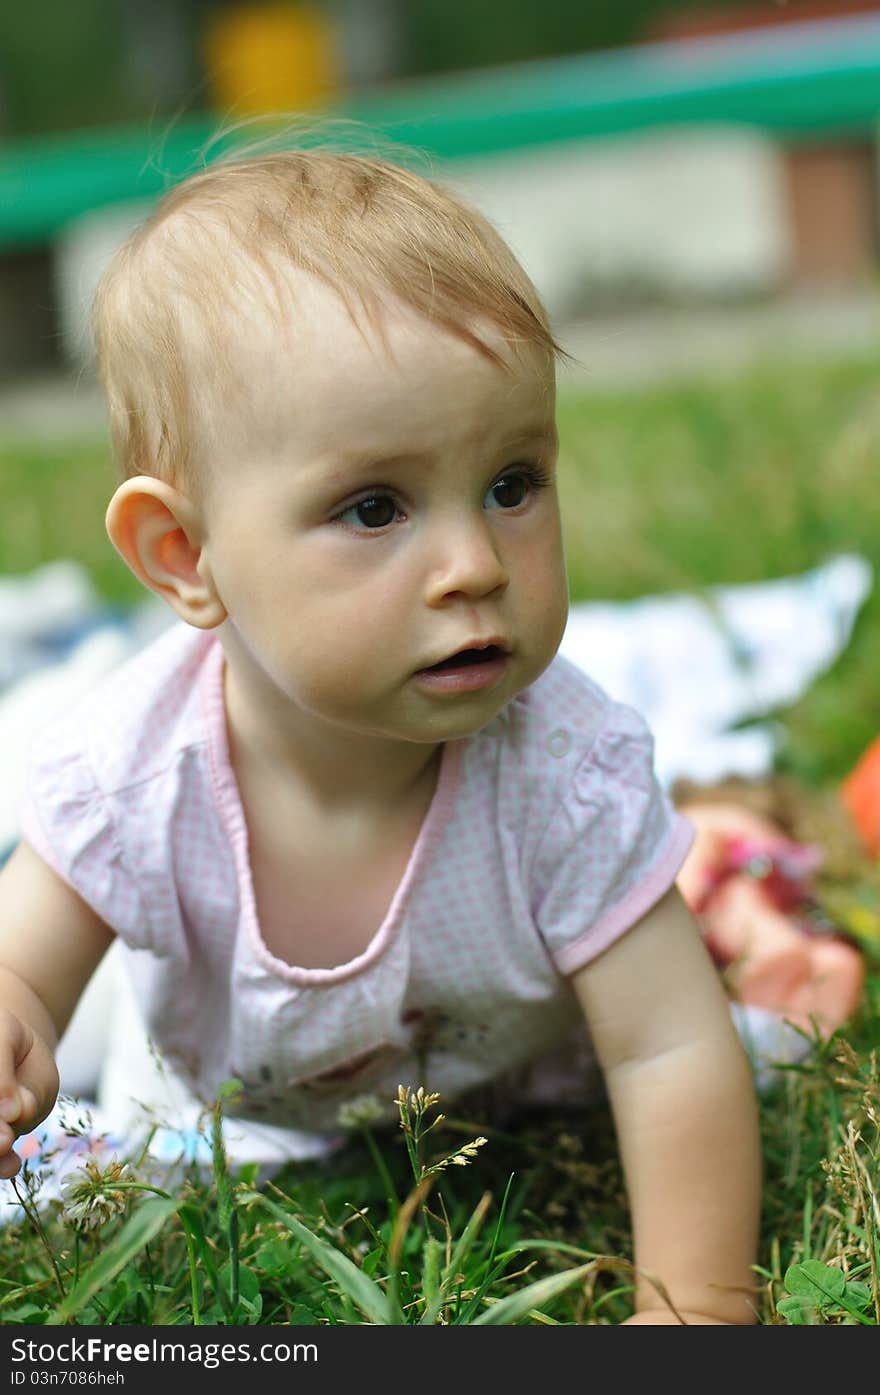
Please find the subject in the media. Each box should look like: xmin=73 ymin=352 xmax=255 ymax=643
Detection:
xmin=285 ymin=634 xmax=386 ymax=713
xmin=525 ymin=559 xmax=568 ymax=653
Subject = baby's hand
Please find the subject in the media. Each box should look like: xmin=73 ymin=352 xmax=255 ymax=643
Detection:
xmin=623 ymin=1309 xmax=745 ymax=1325
xmin=0 ymin=1009 xmax=59 ymax=1179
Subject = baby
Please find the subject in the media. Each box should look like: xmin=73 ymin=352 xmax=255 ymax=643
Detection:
xmin=0 ymin=150 xmax=760 ymax=1323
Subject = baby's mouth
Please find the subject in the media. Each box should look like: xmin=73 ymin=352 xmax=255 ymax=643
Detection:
xmin=414 ymin=644 xmax=510 ymax=693
xmin=426 ymin=645 xmax=506 ymax=672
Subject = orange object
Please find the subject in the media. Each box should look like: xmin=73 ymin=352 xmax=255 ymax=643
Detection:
xmin=840 ymin=734 xmax=880 ymax=859
xmin=204 ymin=3 xmax=340 ymax=117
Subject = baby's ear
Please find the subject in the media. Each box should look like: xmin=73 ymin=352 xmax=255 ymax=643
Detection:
xmin=105 ymin=477 xmax=227 ymax=630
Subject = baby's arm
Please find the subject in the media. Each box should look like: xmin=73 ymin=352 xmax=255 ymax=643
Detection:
xmin=0 ymin=841 xmax=114 ymax=1178
xmin=571 ymin=884 xmax=762 ymax=1325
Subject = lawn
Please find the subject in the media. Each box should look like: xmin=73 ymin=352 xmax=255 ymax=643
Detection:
xmin=1 ymin=347 xmax=879 ymax=1325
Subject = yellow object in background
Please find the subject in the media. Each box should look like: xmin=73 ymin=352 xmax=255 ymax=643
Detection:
xmin=204 ymin=3 xmax=340 ymax=116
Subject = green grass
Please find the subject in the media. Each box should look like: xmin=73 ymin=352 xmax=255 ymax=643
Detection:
xmin=0 ymin=439 xmax=142 ymax=607
xmin=1 ymin=1039 xmax=879 ymax=1325
xmin=2 ymin=346 xmax=880 ymax=1324
xmin=555 ymin=349 xmax=880 ymax=783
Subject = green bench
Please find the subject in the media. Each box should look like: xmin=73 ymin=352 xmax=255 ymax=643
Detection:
xmin=2 ymin=14 xmax=880 ymax=252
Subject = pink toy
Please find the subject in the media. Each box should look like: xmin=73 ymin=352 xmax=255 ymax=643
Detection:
xmin=677 ymin=801 xmax=865 ymax=1038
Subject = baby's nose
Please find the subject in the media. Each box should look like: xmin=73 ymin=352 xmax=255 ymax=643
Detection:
xmin=423 ymin=518 xmax=509 ymax=606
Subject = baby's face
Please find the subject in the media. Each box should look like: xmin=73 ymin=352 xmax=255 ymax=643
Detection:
xmin=196 ymin=276 xmax=569 ymax=746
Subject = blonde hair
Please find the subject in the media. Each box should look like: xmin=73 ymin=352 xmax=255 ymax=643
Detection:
xmin=92 ymin=148 xmax=562 ymax=491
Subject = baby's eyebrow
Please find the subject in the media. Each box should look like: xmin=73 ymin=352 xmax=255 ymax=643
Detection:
xmin=322 ymin=451 xmax=431 ymax=483
xmin=506 ymin=424 xmax=557 ymax=447
xmin=320 ymin=425 xmax=557 ymax=483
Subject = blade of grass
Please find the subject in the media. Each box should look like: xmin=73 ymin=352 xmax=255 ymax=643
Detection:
xmin=472 ymin=1260 xmax=599 ymax=1325
xmin=46 ymin=1196 xmax=181 ymax=1326
xmin=486 ymin=1172 xmax=515 ymax=1271
xmin=386 ymin=1174 xmax=435 ymax=1324
xmin=178 ymin=1201 xmax=227 ymax=1325
xmin=452 ymin=1179 xmax=521 ymax=1323
xmin=419 ymin=1189 xmax=492 ymax=1325
xmin=456 ymin=1251 xmax=538 ymax=1324
xmin=244 ymin=1192 xmax=392 ymax=1325
xmin=507 ymin=1238 xmax=607 ymax=1262
xmin=359 ymin=1125 xmax=400 ymax=1220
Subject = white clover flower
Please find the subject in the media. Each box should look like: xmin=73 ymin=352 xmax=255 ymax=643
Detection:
xmin=336 ymin=1094 xmax=386 ymax=1129
xmin=59 ymin=1156 xmax=132 ymax=1232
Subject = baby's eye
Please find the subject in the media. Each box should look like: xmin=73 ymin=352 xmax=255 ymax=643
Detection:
xmin=337 ymin=494 xmax=401 ymax=530
xmin=484 ymin=470 xmax=535 ymax=511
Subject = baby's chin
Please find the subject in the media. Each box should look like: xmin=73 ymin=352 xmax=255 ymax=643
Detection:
xmin=404 ymin=662 xmax=559 ymax=743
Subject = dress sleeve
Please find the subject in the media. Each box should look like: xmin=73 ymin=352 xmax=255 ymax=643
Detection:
xmin=17 ymin=718 xmax=147 ymax=944
xmin=531 ymin=700 xmax=694 ymax=976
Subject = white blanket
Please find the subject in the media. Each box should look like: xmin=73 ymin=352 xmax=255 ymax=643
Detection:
xmin=1 ymin=551 xmax=871 ymax=860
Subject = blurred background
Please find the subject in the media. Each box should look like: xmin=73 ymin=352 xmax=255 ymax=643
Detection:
xmin=4 ymin=0 xmax=880 ymax=384
xmin=4 ymin=0 xmax=880 ymax=786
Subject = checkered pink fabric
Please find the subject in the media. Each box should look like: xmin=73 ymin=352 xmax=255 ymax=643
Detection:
xmin=19 ymin=625 xmax=693 ymax=1136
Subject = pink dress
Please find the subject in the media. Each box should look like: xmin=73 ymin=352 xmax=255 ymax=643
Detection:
xmin=19 ymin=624 xmax=693 ymax=1146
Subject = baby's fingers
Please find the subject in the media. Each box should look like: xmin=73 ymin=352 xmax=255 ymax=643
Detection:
xmin=0 ymin=1134 xmax=23 ymax=1179
xmin=0 ymin=1010 xmax=33 ymax=1129
xmin=0 ymin=1013 xmax=57 ymax=1167
xmin=0 ymin=1085 xmax=42 ymax=1180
